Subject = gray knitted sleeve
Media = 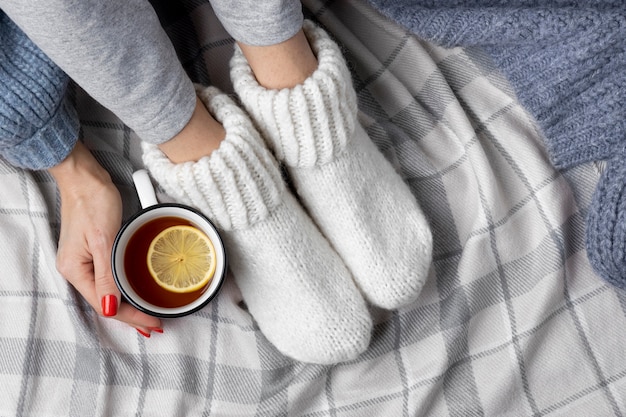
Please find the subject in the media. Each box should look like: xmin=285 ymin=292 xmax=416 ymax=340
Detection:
xmin=0 ymin=0 xmax=196 ymax=145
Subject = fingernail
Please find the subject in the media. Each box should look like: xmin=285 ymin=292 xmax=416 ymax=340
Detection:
xmin=148 ymin=327 xmax=163 ymax=334
xmin=101 ymin=294 xmax=118 ymax=317
xmin=136 ymin=328 xmax=151 ymax=338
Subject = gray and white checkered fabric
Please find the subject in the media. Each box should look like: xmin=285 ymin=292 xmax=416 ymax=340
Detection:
xmin=1 ymin=1 xmax=625 ymax=415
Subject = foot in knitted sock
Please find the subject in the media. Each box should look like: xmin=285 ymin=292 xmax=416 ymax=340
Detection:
xmin=231 ymin=21 xmax=433 ymax=309
xmin=142 ymin=86 xmax=372 ymax=364
xmin=586 ymin=159 xmax=626 ymax=290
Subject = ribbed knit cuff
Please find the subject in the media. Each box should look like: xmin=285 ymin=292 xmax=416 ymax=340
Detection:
xmin=585 ymin=158 xmax=626 ymax=290
xmin=1 ymin=95 xmax=79 ymax=170
xmin=545 ymin=133 xmax=624 ymax=170
xmin=230 ymin=20 xmax=358 ymax=168
xmin=0 ymin=12 xmax=79 ymax=170
xmin=142 ymin=86 xmax=285 ymax=231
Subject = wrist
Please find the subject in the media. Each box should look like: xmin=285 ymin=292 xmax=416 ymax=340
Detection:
xmin=48 ymin=142 xmax=112 ymax=194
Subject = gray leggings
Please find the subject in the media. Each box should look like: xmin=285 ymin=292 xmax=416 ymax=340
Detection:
xmin=211 ymin=0 xmax=303 ymax=46
xmin=0 ymin=0 xmax=302 ymax=146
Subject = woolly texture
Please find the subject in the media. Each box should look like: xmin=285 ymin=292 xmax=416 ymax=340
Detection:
xmin=364 ymin=1 xmax=626 ymax=169
xmin=232 ymin=21 xmax=433 ymax=309
xmin=143 ymin=87 xmax=284 ymax=232
xmin=230 ymin=21 xmax=357 ymax=168
xmin=142 ymin=86 xmax=372 ymax=364
xmin=364 ymin=1 xmax=626 ymax=290
xmin=586 ymin=159 xmax=626 ymax=290
xmin=0 ymin=12 xmax=78 ymax=170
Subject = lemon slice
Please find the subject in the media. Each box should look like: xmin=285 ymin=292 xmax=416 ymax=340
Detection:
xmin=147 ymin=225 xmax=216 ymax=293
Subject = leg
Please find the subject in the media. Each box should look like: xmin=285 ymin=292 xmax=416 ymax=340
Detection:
xmin=143 ymin=86 xmax=372 ymax=364
xmin=236 ymin=28 xmax=317 ymax=90
xmin=157 ymin=95 xmax=225 ymax=163
xmin=232 ymin=21 xmax=433 ymax=309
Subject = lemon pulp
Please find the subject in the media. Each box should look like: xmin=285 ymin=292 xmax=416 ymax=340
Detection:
xmin=147 ymin=225 xmax=216 ymax=293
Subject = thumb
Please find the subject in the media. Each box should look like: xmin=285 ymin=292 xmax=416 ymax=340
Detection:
xmin=91 ymin=235 xmax=121 ymax=317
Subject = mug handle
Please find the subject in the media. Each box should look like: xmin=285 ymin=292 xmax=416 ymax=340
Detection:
xmin=132 ymin=169 xmax=158 ymax=209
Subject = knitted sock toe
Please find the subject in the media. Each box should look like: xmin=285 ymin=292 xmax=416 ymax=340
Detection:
xmin=142 ymin=86 xmax=372 ymax=363
xmin=586 ymin=159 xmax=626 ymax=290
xmin=231 ymin=21 xmax=433 ymax=309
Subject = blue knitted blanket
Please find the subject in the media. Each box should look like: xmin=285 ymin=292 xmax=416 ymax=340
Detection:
xmin=365 ymin=1 xmax=626 ymax=170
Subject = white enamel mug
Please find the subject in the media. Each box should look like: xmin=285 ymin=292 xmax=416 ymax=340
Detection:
xmin=111 ymin=170 xmax=227 ymax=318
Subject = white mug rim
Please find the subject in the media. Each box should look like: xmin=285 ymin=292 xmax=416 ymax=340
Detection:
xmin=111 ymin=203 xmax=227 ymax=318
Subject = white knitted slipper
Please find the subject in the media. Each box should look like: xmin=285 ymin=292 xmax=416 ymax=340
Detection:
xmin=231 ymin=21 xmax=433 ymax=309
xmin=142 ymin=86 xmax=372 ymax=364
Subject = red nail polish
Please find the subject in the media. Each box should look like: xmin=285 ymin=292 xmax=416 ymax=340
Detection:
xmin=101 ymin=294 xmax=118 ymax=317
xmin=136 ymin=328 xmax=151 ymax=338
xmin=148 ymin=327 xmax=163 ymax=334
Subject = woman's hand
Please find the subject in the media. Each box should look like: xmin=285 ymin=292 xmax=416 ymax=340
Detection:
xmin=49 ymin=141 xmax=162 ymax=336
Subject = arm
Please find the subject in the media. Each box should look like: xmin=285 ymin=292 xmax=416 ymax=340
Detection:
xmin=1 ymin=12 xmax=161 ymax=333
xmin=0 ymin=11 xmax=77 ymax=170
xmin=49 ymin=141 xmax=162 ymax=333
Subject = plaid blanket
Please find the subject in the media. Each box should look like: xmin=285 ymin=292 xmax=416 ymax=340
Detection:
xmin=1 ymin=0 xmax=625 ymax=415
